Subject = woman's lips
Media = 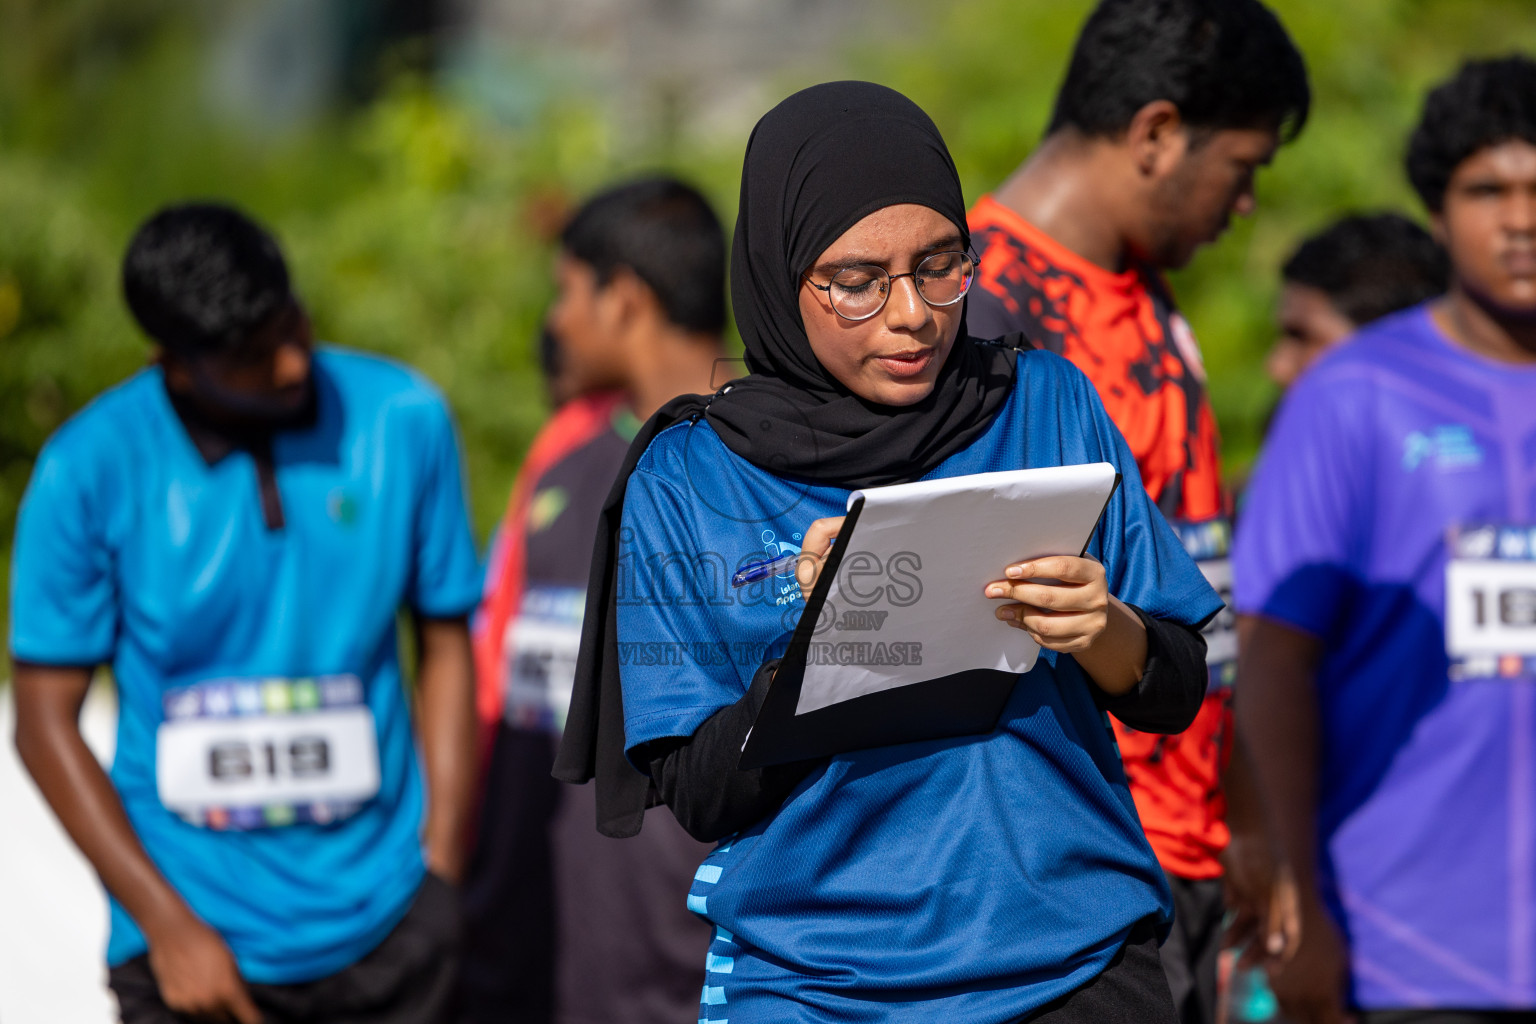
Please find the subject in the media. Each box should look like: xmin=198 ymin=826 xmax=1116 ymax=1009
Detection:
xmin=875 ymin=348 xmax=937 ymax=378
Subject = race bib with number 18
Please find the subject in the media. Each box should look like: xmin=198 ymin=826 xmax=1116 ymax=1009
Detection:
xmin=1445 ymin=524 xmax=1536 ymax=681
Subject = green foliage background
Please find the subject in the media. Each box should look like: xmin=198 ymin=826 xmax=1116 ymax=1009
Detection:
xmin=3 ymin=0 xmax=1536 ymax=637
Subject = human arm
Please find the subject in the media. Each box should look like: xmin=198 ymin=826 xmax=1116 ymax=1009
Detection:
xmin=13 ymin=663 xmax=261 ymax=1023
xmin=1221 ymin=718 xmax=1300 ymax=964
xmin=641 ymin=659 xmax=821 ymax=842
xmin=413 ymin=616 xmax=476 ymax=883
xmin=402 ymin=389 xmax=484 ymax=878
xmin=1236 ymin=616 xmax=1352 ymax=1024
xmin=1227 ymin=363 xmax=1373 ymax=1024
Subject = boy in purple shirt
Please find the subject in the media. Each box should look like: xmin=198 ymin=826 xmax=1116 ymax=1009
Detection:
xmin=1235 ymin=57 xmax=1536 ymax=1024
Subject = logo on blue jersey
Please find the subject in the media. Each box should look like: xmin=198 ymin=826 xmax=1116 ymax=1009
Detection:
xmin=1403 ymin=425 xmax=1483 ymax=472
xmin=327 ymin=488 xmax=359 ymax=525
xmin=760 ymin=529 xmax=802 ymax=576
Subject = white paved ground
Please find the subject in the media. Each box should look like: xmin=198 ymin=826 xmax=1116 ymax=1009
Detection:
xmin=0 ymin=683 xmax=118 ymax=1023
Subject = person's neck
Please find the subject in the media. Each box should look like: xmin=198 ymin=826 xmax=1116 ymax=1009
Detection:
xmin=992 ymin=132 xmax=1131 ymax=273
xmin=626 ymin=326 xmax=726 ymax=420
xmin=1433 ymin=286 xmax=1536 ymax=366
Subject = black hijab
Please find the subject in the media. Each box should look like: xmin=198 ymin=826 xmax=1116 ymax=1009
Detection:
xmin=553 ymin=81 xmax=1019 ymax=836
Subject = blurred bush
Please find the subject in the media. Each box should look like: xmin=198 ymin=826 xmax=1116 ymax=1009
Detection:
xmin=3 ymin=0 xmax=1536 ymax=642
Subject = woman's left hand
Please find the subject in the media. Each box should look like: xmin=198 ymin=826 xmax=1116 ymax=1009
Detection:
xmin=985 ymin=555 xmax=1109 ymax=653
xmin=985 ymin=555 xmax=1148 ymax=694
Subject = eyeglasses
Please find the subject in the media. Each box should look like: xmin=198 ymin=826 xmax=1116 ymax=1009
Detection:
xmin=803 ymin=250 xmax=979 ymax=322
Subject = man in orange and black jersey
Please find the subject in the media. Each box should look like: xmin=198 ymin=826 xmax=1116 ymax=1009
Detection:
xmin=967 ymin=2 xmax=1309 ymax=1022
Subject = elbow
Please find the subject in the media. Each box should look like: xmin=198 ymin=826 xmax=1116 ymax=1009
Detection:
xmin=1166 ymin=681 xmax=1206 ymax=733
xmin=1144 ymin=659 xmax=1209 ymax=734
xmin=652 ymin=768 xmax=755 ymax=843
xmin=671 ymin=807 xmax=740 ymax=845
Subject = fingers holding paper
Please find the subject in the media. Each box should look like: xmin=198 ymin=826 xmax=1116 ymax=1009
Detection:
xmin=795 ymin=516 xmax=846 ymax=600
xmin=985 ymin=555 xmax=1110 ymax=654
xmin=986 ymin=555 xmax=1149 ymax=695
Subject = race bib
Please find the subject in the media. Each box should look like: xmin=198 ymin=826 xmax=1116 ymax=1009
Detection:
xmin=1174 ymin=518 xmax=1236 ymax=692
xmin=1445 ymin=524 xmax=1536 ymax=681
xmin=156 ymin=675 xmax=380 ymax=830
xmin=503 ymin=586 xmax=585 ymax=733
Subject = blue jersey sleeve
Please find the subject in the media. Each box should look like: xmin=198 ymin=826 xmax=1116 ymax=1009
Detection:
xmin=1233 ymin=363 xmax=1371 ymax=637
xmin=616 ymin=466 xmax=751 ymax=756
xmin=406 ymin=394 xmax=483 ymax=619
xmin=10 ymin=437 xmax=118 ymax=665
xmin=1056 ymin=360 xmax=1223 ymax=628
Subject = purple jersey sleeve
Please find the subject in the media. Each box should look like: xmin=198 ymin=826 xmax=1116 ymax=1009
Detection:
xmin=1233 ymin=362 xmax=1375 ymax=637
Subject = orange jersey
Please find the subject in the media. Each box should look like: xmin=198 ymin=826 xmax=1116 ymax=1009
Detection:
xmin=968 ymin=194 xmax=1232 ymax=879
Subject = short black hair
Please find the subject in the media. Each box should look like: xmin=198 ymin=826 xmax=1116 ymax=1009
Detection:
xmin=122 ymin=203 xmax=291 ymax=354
xmin=560 ymin=177 xmax=726 ymax=335
xmin=1048 ymin=0 xmax=1309 ymax=142
xmin=1407 ymin=56 xmax=1536 ymax=213
xmin=1282 ymin=213 xmax=1449 ymax=326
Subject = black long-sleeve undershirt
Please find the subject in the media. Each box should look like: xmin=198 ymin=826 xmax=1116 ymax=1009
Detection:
xmin=1093 ymin=606 xmax=1210 ymax=733
xmin=643 ymin=607 xmax=1208 ymax=843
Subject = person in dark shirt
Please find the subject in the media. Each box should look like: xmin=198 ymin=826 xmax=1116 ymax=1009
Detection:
xmin=460 ymin=177 xmax=729 ymax=1024
xmin=965 ymin=3 xmax=1311 ymax=1022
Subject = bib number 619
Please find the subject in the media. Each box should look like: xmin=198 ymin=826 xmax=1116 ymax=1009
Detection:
xmin=209 ymin=735 xmax=331 ymax=780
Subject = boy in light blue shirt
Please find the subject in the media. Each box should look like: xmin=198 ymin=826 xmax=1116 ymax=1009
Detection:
xmin=10 ymin=203 xmax=480 ymax=1023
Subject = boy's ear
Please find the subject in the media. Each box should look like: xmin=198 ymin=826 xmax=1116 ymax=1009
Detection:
xmin=1125 ymin=99 xmax=1186 ymax=179
xmin=604 ymin=266 xmax=662 ymax=328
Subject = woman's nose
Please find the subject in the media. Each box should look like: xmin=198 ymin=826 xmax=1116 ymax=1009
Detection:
xmin=883 ymin=275 xmax=930 ymax=330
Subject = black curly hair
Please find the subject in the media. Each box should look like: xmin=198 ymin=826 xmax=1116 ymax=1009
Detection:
xmin=122 ymin=202 xmax=291 ymax=354
xmin=1407 ymin=56 xmax=1536 ymax=213
xmin=1282 ymin=214 xmax=1449 ymax=326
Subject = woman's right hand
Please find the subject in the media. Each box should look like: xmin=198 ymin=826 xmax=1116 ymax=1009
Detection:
xmin=795 ymin=517 xmax=845 ymax=600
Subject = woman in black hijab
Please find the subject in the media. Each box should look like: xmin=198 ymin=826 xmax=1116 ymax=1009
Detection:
xmin=556 ymin=81 xmax=1219 ymax=1023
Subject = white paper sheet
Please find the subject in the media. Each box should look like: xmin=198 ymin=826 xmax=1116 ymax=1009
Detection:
xmin=794 ymin=462 xmax=1118 ymax=715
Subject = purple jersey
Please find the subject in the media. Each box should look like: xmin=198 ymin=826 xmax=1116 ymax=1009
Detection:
xmin=1234 ymin=305 xmax=1536 ymax=1010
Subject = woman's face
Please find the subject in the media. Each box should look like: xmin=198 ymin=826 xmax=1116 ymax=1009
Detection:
xmin=797 ymin=203 xmax=966 ymax=406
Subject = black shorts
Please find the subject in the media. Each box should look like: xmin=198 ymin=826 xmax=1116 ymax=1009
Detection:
xmin=1021 ymin=917 xmax=1178 ymax=1024
xmin=111 ymin=872 xmax=460 ymax=1024
xmin=1160 ymin=875 xmax=1225 ymax=1024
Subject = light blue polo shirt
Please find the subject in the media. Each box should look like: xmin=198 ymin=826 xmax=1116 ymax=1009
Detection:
xmin=9 ymin=347 xmax=482 ymax=984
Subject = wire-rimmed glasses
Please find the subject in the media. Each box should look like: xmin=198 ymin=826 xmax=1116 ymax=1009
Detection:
xmin=803 ymin=250 xmax=979 ymax=322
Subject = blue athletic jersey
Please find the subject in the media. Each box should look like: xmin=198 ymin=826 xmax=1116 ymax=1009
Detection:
xmin=1234 ymin=306 xmax=1536 ymax=1010
xmin=9 ymin=348 xmax=482 ymax=984
xmin=616 ymin=348 xmax=1223 ymax=1023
